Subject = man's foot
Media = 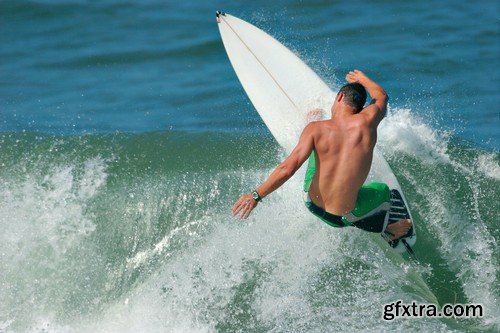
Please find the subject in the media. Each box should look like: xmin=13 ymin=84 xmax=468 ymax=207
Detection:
xmin=384 ymin=219 xmax=412 ymax=240
xmin=306 ymin=108 xmax=324 ymax=122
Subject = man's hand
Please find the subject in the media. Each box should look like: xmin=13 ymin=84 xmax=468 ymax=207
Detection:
xmin=345 ymin=69 xmax=388 ymax=125
xmin=345 ymin=69 xmax=368 ymax=84
xmin=231 ymin=194 xmax=258 ymax=219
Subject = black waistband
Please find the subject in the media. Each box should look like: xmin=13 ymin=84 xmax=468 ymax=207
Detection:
xmin=307 ymin=199 xmax=389 ymax=232
xmin=306 ymin=200 xmax=348 ymax=228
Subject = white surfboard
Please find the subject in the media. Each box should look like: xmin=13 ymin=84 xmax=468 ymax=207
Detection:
xmin=216 ymin=11 xmax=416 ymax=254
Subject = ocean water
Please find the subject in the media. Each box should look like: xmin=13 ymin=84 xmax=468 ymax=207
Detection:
xmin=1 ymin=1 xmax=499 ymax=332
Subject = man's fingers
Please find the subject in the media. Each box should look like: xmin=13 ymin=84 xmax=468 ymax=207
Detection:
xmin=238 ymin=206 xmax=247 ymax=219
xmin=347 ymin=70 xmax=362 ymax=79
xmin=242 ymin=205 xmax=252 ymax=219
xmin=231 ymin=200 xmax=239 ymax=215
xmin=240 ymin=201 xmax=252 ymax=219
xmin=232 ymin=203 xmax=241 ymax=216
xmin=346 ymin=72 xmax=357 ymax=80
xmin=238 ymin=200 xmax=255 ymax=220
xmin=232 ymin=194 xmax=257 ymax=219
xmin=232 ymin=197 xmax=245 ymax=215
xmin=232 ymin=197 xmax=249 ymax=218
xmin=346 ymin=71 xmax=361 ymax=84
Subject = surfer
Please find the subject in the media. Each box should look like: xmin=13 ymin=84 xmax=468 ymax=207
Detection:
xmin=232 ymin=70 xmax=412 ymax=240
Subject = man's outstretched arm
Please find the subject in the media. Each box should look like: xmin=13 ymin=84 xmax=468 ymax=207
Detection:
xmin=231 ymin=123 xmax=315 ymax=219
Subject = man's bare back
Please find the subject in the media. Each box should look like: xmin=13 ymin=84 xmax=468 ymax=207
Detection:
xmin=232 ymin=70 xmax=412 ymax=239
xmin=307 ymin=114 xmax=376 ymax=215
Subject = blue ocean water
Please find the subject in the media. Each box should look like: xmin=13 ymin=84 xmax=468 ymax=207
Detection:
xmin=1 ymin=1 xmax=499 ymax=332
xmin=2 ymin=0 xmax=499 ymax=147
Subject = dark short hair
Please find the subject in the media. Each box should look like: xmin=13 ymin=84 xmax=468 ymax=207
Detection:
xmin=338 ymin=83 xmax=367 ymax=112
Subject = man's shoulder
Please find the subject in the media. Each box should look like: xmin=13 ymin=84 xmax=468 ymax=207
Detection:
xmin=305 ymin=120 xmax=329 ymax=133
xmin=359 ymin=103 xmax=386 ymax=127
xmin=308 ymin=119 xmax=330 ymax=127
xmin=351 ymin=113 xmax=378 ymax=129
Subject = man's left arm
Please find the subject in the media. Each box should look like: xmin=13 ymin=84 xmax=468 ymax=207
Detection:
xmin=231 ymin=123 xmax=315 ymax=219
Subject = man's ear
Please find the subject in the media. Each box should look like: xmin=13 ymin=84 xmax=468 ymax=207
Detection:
xmin=336 ymin=92 xmax=344 ymax=102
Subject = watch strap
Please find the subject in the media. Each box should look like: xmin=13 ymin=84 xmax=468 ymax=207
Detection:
xmin=252 ymin=190 xmax=262 ymax=202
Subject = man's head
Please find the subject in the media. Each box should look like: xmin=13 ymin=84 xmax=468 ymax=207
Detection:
xmin=334 ymin=83 xmax=367 ymax=113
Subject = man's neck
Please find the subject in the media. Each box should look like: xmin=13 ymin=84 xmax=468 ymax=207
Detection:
xmin=331 ymin=105 xmax=358 ymax=119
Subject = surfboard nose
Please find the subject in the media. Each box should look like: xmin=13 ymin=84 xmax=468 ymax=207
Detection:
xmin=216 ymin=11 xmax=226 ymax=23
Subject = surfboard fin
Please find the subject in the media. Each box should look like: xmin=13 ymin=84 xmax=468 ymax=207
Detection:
xmin=402 ymin=239 xmax=418 ymax=261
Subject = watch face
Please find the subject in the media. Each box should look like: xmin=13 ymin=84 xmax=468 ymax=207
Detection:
xmin=252 ymin=192 xmax=259 ymax=200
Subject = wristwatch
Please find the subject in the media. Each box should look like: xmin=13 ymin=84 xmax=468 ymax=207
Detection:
xmin=251 ymin=190 xmax=262 ymax=202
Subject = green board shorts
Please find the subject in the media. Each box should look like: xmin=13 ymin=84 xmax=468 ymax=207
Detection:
xmin=303 ymin=151 xmax=391 ymax=233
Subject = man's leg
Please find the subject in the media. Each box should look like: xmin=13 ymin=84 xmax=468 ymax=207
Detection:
xmin=344 ymin=183 xmax=413 ymax=240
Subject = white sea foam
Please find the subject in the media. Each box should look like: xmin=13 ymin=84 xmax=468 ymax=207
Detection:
xmin=379 ymin=107 xmax=451 ymax=164
xmin=0 ymin=157 xmax=106 ymax=256
xmin=0 ymin=157 xmax=108 ymax=331
xmin=476 ymin=153 xmax=500 ymax=180
xmin=377 ymin=108 xmax=499 ymax=328
xmin=79 ymin=175 xmax=449 ymax=333
xmin=2 ymin=109 xmax=496 ymax=332
xmin=126 ymin=218 xmax=206 ymax=269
